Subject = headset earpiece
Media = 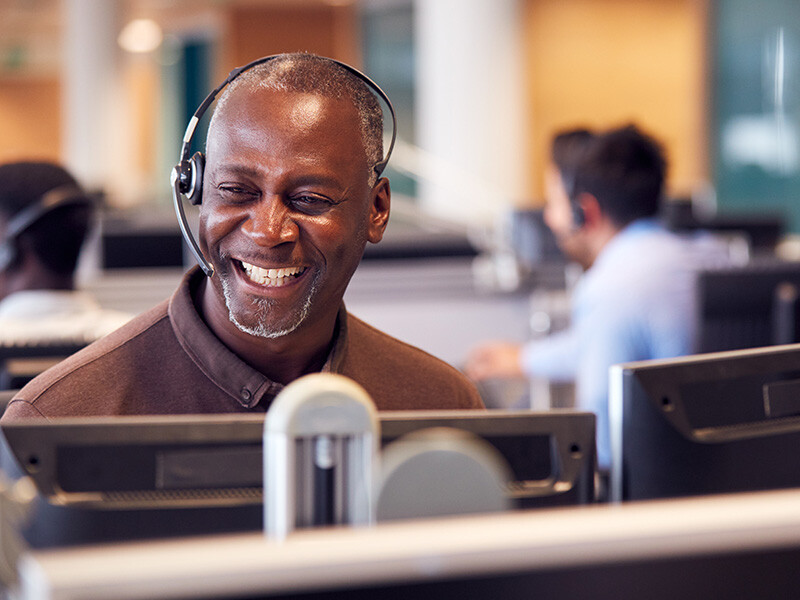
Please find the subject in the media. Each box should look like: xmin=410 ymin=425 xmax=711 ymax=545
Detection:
xmin=187 ymin=152 xmax=205 ymax=205
xmin=0 ymin=241 xmax=15 ymax=272
xmin=174 ymin=152 xmax=205 ymax=206
xmin=572 ymin=201 xmax=586 ymax=229
xmin=560 ymin=172 xmax=585 ymax=230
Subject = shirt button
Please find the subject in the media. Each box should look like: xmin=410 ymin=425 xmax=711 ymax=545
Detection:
xmin=241 ymin=388 xmax=252 ymax=401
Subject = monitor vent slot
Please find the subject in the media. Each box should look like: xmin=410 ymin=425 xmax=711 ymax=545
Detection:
xmin=101 ymin=487 xmax=263 ymax=504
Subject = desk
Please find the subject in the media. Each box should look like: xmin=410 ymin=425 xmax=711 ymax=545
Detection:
xmin=16 ymin=487 xmax=800 ymax=600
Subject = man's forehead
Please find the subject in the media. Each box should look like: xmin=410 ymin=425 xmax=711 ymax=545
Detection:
xmin=208 ymin=87 xmax=365 ymax=154
xmin=219 ymin=86 xmax=357 ymax=123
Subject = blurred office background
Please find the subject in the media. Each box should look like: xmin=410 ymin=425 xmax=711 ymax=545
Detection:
xmin=2 ymin=0 xmax=800 ymax=403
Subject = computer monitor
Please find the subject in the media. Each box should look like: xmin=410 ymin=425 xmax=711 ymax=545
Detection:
xmin=661 ymin=201 xmax=784 ymax=256
xmin=0 ymin=410 xmax=596 ymax=549
xmin=507 ymin=208 xmax=565 ymax=270
xmin=772 ymin=281 xmax=800 ymax=345
xmin=609 ymin=343 xmax=800 ymax=502
xmin=100 ymin=212 xmax=186 ymax=270
xmin=695 ymin=260 xmax=800 ymax=353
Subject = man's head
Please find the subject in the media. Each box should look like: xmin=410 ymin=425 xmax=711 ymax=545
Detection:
xmin=0 ymin=161 xmax=93 ymax=300
xmin=571 ymin=124 xmax=666 ymax=228
xmin=546 ymin=124 xmax=667 ymax=268
xmin=198 ymin=53 xmax=391 ymax=344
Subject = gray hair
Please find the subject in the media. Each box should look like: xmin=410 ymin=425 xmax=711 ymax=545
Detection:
xmin=211 ymin=53 xmax=384 ymax=186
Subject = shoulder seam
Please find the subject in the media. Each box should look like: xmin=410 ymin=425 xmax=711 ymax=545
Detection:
xmin=4 ymin=398 xmax=48 ymax=420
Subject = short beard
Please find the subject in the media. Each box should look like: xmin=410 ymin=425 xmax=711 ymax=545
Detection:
xmin=221 ymin=272 xmax=319 ymax=339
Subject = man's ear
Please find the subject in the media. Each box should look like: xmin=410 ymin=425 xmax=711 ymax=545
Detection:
xmin=576 ymin=193 xmax=602 ymax=229
xmin=367 ymin=177 xmax=391 ymax=244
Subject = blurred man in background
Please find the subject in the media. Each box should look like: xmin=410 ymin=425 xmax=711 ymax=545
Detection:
xmin=0 ymin=161 xmax=130 ymax=345
xmin=466 ymin=125 xmax=729 ymax=471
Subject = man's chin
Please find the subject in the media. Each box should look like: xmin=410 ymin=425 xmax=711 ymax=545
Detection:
xmin=216 ymin=260 xmax=322 ymax=340
xmin=222 ymin=284 xmax=313 ymax=340
xmin=229 ymin=314 xmax=300 ymax=339
xmin=224 ymin=295 xmax=306 ymax=340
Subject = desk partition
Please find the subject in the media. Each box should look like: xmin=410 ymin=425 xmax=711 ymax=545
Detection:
xmin=15 ymin=488 xmax=800 ymax=600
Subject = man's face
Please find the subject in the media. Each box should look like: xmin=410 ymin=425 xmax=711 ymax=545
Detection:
xmin=543 ymin=164 xmax=589 ymax=267
xmin=199 ymin=87 xmax=389 ymax=340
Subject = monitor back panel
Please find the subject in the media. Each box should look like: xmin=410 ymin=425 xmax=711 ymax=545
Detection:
xmin=614 ymin=345 xmax=800 ymax=501
xmin=1 ymin=410 xmax=596 ymax=548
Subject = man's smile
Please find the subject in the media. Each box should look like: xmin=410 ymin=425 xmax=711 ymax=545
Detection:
xmin=238 ymin=260 xmax=307 ymax=288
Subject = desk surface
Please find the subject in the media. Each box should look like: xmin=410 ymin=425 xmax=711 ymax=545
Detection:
xmin=17 ymin=487 xmax=800 ymax=600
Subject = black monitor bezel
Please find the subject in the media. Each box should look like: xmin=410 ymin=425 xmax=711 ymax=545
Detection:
xmin=1 ymin=409 xmax=596 ymax=548
xmin=610 ymin=343 xmax=800 ymax=502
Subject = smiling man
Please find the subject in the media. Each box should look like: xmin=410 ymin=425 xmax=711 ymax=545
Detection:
xmin=2 ymin=54 xmax=483 ymax=420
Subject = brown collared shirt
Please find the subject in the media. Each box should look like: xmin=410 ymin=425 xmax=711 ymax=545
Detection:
xmin=3 ymin=269 xmax=484 ymax=420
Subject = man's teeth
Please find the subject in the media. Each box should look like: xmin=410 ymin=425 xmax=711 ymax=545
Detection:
xmin=240 ymin=261 xmax=305 ymax=287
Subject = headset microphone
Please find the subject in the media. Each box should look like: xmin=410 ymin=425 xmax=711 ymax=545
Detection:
xmin=571 ymin=200 xmax=586 ymax=229
xmin=171 ymin=54 xmax=398 ymax=278
xmin=560 ymin=173 xmax=585 ymax=230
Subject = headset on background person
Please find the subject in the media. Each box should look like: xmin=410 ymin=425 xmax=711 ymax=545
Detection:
xmin=171 ymin=54 xmax=398 ymax=278
xmin=559 ymin=172 xmax=586 ymax=230
xmin=0 ymin=186 xmax=92 ymax=272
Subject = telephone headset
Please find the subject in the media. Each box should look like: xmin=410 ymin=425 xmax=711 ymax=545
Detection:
xmin=171 ymin=54 xmax=398 ymax=278
xmin=0 ymin=185 xmax=92 ymax=272
xmin=571 ymin=199 xmax=586 ymax=229
xmin=560 ymin=172 xmax=585 ymax=229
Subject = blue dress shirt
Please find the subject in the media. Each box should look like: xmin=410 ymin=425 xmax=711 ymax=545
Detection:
xmin=520 ymin=219 xmax=730 ymax=469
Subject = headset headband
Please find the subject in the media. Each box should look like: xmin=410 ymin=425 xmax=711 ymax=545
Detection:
xmin=0 ymin=184 xmax=92 ymax=272
xmin=6 ymin=185 xmax=90 ymax=239
xmin=171 ymin=54 xmax=397 ymax=277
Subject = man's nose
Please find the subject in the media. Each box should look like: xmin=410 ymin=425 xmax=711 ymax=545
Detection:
xmin=242 ymin=197 xmax=299 ymax=246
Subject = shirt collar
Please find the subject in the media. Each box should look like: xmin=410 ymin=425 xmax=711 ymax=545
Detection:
xmin=168 ymin=267 xmax=348 ymax=409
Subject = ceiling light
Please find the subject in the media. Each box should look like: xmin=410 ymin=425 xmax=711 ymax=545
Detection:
xmin=118 ymin=18 xmax=163 ymax=54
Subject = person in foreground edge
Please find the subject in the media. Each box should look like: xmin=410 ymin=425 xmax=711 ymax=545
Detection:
xmin=0 ymin=161 xmax=131 ymax=346
xmin=2 ymin=53 xmax=483 ymax=420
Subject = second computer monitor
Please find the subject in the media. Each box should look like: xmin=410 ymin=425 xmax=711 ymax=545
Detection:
xmin=696 ymin=260 xmax=800 ymax=352
xmin=610 ymin=343 xmax=800 ymax=502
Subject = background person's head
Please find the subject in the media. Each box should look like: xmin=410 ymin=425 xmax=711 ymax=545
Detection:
xmin=199 ymin=53 xmax=391 ymax=346
xmin=571 ymin=124 xmax=666 ymax=229
xmin=0 ymin=161 xmax=93 ymax=300
xmin=547 ymin=124 xmax=666 ymax=269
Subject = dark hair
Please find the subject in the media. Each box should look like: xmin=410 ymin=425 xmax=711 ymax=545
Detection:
xmin=571 ymin=124 xmax=666 ymax=227
xmin=0 ymin=161 xmax=93 ymax=275
xmin=212 ymin=53 xmax=384 ymax=186
xmin=550 ymin=128 xmax=595 ymax=195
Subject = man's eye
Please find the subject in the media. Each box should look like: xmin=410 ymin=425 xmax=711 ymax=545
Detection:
xmin=291 ymin=195 xmax=334 ymax=213
xmin=218 ymin=185 xmax=258 ymax=201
